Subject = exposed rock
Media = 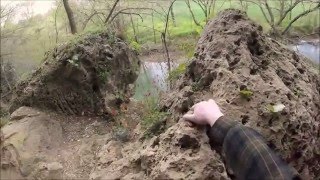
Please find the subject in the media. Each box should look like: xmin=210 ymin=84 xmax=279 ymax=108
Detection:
xmin=0 ymin=107 xmax=63 ymax=179
xmin=89 ymin=121 xmax=229 ymax=180
xmin=161 ymin=9 xmax=320 ymax=178
xmin=9 ymin=32 xmax=140 ymax=116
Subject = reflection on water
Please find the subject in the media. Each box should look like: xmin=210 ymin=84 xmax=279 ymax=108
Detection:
xmin=290 ymin=41 xmax=319 ymax=64
xmin=134 ymin=62 xmax=176 ymax=99
xmin=134 ymin=41 xmax=319 ymax=99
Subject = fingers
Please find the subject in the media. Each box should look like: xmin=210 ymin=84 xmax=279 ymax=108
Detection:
xmin=208 ymin=99 xmax=215 ymax=103
xmin=190 ymin=105 xmax=195 ymax=111
xmin=182 ymin=113 xmax=196 ymax=123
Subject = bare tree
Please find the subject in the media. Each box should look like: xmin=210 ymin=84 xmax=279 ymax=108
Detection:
xmin=185 ymin=0 xmax=216 ymax=28
xmin=185 ymin=0 xmax=203 ymax=28
xmin=243 ymin=0 xmax=320 ymax=35
xmin=62 ymin=0 xmax=77 ymax=34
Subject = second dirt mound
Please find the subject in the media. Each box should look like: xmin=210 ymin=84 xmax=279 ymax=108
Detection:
xmin=9 ymin=32 xmax=140 ymax=116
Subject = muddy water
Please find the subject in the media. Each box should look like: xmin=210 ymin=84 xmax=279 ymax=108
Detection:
xmin=290 ymin=41 xmax=319 ymax=64
xmin=134 ymin=42 xmax=319 ymax=98
xmin=133 ymin=62 xmax=177 ymax=99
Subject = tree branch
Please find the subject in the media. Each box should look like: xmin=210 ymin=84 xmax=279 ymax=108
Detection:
xmin=282 ymin=3 xmax=320 ymax=34
xmin=276 ymin=0 xmax=301 ymax=26
xmin=104 ymin=0 xmax=120 ymax=24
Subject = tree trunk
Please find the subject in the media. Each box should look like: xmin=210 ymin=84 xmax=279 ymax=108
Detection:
xmin=152 ymin=11 xmax=156 ymax=43
xmin=62 ymin=0 xmax=77 ymax=34
xmin=170 ymin=7 xmax=177 ymax=27
xmin=104 ymin=0 xmax=120 ymax=24
xmin=130 ymin=14 xmax=139 ymax=43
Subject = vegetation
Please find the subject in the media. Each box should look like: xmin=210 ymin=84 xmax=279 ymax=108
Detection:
xmin=0 ymin=118 xmax=9 ymax=128
xmin=168 ymin=62 xmax=187 ymax=81
xmin=0 ymin=0 xmax=318 ymax=128
xmin=1 ymin=0 xmax=319 ymax=79
xmin=141 ymin=96 xmax=170 ymax=138
xmin=239 ymin=89 xmax=254 ymax=99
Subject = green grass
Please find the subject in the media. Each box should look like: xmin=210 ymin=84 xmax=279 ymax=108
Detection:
xmin=133 ymin=66 xmax=162 ymax=100
xmin=3 ymin=0 xmax=318 ymax=88
xmin=141 ymin=96 xmax=170 ymax=138
xmin=126 ymin=1 xmax=319 ymax=45
xmin=168 ymin=62 xmax=187 ymax=81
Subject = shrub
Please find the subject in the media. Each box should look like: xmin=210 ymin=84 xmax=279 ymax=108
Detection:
xmin=168 ymin=63 xmax=187 ymax=81
xmin=0 ymin=118 xmax=9 ymax=128
xmin=141 ymin=96 xmax=170 ymax=138
xmin=129 ymin=41 xmax=142 ymax=53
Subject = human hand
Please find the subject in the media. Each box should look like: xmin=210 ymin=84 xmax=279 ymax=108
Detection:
xmin=183 ymin=99 xmax=224 ymax=127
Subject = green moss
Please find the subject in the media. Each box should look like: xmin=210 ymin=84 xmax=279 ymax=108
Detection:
xmin=141 ymin=97 xmax=170 ymax=138
xmin=239 ymin=89 xmax=254 ymax=99
xmin=0 ymin=118 xmax=9 ymax=128
xmin=178 ymin=42 xmax=196 ymax=58
xmin=293 ymin=87 xmax=303 ymax=97
xmin=98 ymin=70 xmax=110 ymax=82
xmin=67 ymin=54 xmax=80 ymax=67
xmin=129 ymin=41 xmax=142 ymax=53
xmin=168 ymin=63 xmax=187 ymax=81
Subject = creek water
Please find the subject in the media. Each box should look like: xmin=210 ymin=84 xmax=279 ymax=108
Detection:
xmin=134 ymin=41 xmax=319 ymax=99
xmin=290 ymin=41 xmax=319 ymax=64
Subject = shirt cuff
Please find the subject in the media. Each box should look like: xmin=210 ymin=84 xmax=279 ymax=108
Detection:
xmin=207 ymin=116 xmax=239 ymax=147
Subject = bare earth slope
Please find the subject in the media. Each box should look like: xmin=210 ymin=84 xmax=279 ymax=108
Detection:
xmin=161 ymin=9 xmax=320 ymax=178
xmin=1 ymin=9 xmax=319 ymax=180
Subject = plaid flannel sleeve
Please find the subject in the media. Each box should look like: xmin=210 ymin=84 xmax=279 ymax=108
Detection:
xmin=207 ymin=116 xmax=300 ymax=180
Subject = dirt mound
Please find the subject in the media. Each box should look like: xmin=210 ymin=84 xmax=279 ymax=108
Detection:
xmin=161 ymin=9 xmax=320 ymax=178
xmin=2 ymin=9 xmax=319 ymax=180
xmin=9 ymin=32 xmax=140 ymax=116
xmin=89 ymin=121 xmax=229 ymax=179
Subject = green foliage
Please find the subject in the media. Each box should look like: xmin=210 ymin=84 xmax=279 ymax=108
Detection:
xmin=178 ymin=42 xmax=196 ymax=58
xmin=129 ymin=41 xmax=142 ymax=53
xmin=0 ymin=118 xmax=9 ymax=128
xmin=112 ymin=125 xmax=130 ymax=142
xmin=168 ymin=63 xmax=187 ymax=81
xmin=267 ymin=104 xmax=276 ymax=113
xmin=141 ymin=96 xmax=170 ymax=138
xmin=239 ymin=89 xmax=254 ymax=99
xmin=98 ymin=69 xmax=110 ymax=82
xmin=293 ymin=87 xmax=303 ymax=97
xmin=67 ymin=54 xmax=80 ymax=67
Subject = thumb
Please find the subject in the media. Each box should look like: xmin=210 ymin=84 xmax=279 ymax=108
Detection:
xmin=183 ymin=113 xmax=196 ymax=123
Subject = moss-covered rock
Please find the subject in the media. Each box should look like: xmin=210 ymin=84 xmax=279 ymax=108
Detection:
xmin=9 ymin=32 xmax=140 ymax=116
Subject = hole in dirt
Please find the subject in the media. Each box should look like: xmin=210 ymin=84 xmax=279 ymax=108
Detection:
xmin=92 ymin=82 xmax=99 ymax=91
xmin=211 ymin=51 xmax=221 ymax=59
xmin=226 ymin=54 xmax=230 ymax=61
xmin=292 ymin=151 xmax=303 ymax=160
xmin=234 ymin=39 xmax=241 ymax=46
xmin=267 ymin=141 xmax=276 ymax=150
xmin=297 ymin=68 xmax=305 ymax=74
xmin=105 ymin=52 xmax=113 ymax=58
xmin=239 ymin=84 xmax=247 ymax=90
xmin=241 ymin=115 xmax=249 ymax=125
xmin=177 ymin=135 xmax=200 ymax=149
xmin=250 ymin=68 xmax=258 ymax=75
xmin=151 ymin=137 xmax=160 ymax=148
xmin=226 ymin=99 xmax=230 ymax=103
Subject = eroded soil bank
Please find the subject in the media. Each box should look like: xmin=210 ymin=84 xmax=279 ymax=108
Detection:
xmin=1 ymin=9 xmax=319 ymax=180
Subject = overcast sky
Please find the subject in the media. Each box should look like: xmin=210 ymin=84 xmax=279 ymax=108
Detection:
xmin=1 ymin=0 xmax=55 ymax=22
